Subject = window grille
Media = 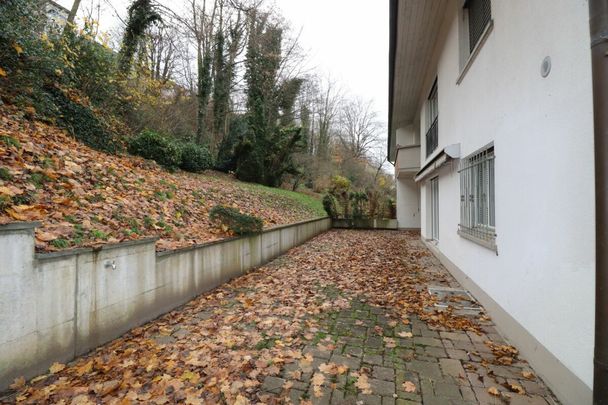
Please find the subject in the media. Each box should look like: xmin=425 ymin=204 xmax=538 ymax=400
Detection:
xmin=465 ymin=0 xmax=491 ymax=53
xmin=458 ymin=146 xmax=495 ymax=248
xmin=426 ymin=80 xmax=438 ymax=157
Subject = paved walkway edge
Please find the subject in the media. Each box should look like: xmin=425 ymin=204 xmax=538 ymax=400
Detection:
xmin=422 ymin=238 xmax=591 ymax=405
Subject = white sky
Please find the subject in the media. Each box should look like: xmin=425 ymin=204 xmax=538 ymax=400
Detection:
xmin=55 ymin=0 xmax=389 ymax=131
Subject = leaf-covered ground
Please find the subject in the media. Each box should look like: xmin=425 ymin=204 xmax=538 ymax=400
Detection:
xmin=1 ymin=230 xmax=558 ymax=404
xmin=0 ymin=107 xmax=324 ymax=252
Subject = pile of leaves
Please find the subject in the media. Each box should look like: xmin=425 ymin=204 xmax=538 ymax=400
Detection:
xmin=0 ymin=107 xmax=323 ymax=251
xmin=1 ymin=231 xmax=549 ymax=404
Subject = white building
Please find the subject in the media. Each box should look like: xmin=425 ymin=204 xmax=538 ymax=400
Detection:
xmin=388 ymin=1 xmax=595 ymax=404
xmin=44 ymin=0 xmax=70 ymax=31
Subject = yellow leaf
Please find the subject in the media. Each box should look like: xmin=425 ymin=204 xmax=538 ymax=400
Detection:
xmin=0 ymin=186 xmax=14 ymax=196
xmin=522 ymin=371 xmax=535 ymax=379
xmin=75 ymin=360 xmax=93 ymax=376
xmin=488 ymin=386 xmax=500 ymax=396
xmin=49 ymin=362 xmax=65 ymax=374
xmin=36 ymin=231 xmax=58 ymax=242
xmin=12 ymin=43 xmax=23 ymax=55
xmin=0 ymin=67 xmax=6 ymax=77
xmin=402 ymin=381 xmax=416 ymax=393
xmin=507 ymin=382 xmax=526 ymax=395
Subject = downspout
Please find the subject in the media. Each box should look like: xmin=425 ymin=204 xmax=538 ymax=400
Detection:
xmin=590 ymin=1 xmax=608 ymax=403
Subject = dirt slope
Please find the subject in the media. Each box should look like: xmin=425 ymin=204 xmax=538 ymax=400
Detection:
xmin=0 ymin=108 xmax=324 ymax=252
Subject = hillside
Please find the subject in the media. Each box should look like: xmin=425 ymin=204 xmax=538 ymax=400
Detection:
xmin=0 ymin=108 xmax=325 ymax=252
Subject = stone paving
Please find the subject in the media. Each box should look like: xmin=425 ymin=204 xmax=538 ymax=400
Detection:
xmin=258 ymin=237 xmax=559 ymax=405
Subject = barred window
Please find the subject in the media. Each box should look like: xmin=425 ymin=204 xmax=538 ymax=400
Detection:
xmin=458 ymin=146 xmax=496 ymax=250
xmin=425 ymin=79 xmax=438 ymax=157
xmin=465 ymin=0 xmax=492 ymax=53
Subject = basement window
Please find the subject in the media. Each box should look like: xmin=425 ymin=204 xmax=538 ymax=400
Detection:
xmin=458 ymin=145 xmax=496 ymax=251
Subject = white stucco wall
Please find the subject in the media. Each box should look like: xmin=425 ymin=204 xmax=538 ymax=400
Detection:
xmin=411 ymin=0 xmax=594 ymax=398
xmin=395 ymin=126 xmax=421 ymax=229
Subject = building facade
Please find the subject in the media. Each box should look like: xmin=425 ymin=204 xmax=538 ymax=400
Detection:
xmin=388 ymin=1 xmax=595 ymax=404
xmin=44 ymin=0 xmax=70 ymax=31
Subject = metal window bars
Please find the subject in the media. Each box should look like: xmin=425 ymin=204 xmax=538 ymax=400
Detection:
xmin=426 ymin=80 xmax=439 ymax=157
xmin=458 ymin=147 xmax=495 ymax=247
xmin=425 ymin=117 xmax=438 ymax=158
xmin=466 ymin=0 xmax=492 ymax=53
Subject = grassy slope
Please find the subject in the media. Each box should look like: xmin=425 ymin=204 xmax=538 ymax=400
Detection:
xmin=0 ymin=107 xmax=325 ymax=251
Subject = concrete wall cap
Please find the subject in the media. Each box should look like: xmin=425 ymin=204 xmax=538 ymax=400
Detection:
xmin=0 ymin=221 xmax=41 ymax=232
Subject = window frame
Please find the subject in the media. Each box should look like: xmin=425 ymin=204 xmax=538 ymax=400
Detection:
xmin=458 ymin=144 xmax=496 ymax=251
xmin=425 ymin=79 xmax=439 ymax=158
xmin=457 ymin=0 xmax=494 ymax=84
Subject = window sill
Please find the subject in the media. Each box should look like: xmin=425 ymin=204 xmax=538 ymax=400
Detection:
xmin=457 ymin=229 xmax=497 ymax=253
xmin=457 ymin=20 xmax=494 ymax=85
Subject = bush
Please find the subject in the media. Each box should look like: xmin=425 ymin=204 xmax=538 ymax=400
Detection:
xmin=322 ymin=194 xmax=339 ymax=219
xmin=209 ymin=205 xmax=263 ymax=235
xmin=179 ymin=142 xmax=213 ymax=173
xmin=350 ymin=191 xmax=368 ymax=219
xmin=128 ymin=130 xmax=181 ymax=169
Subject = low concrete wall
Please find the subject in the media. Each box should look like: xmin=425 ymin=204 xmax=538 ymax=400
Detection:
xmin=332 ymin=218 xmax=398 ymax=230
xmin=0 ymin=217 xmax=331 ymax=390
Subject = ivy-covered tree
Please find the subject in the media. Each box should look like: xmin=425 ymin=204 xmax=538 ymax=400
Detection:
xmin=118 ymin=0 xmax=161 ymax=75
xmin=233 ymin=13 xmax=305 ymax=187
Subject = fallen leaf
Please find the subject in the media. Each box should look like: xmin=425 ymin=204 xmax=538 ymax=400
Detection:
xmin=397 ymin=331 xmax=413 ymax=338
xmin=488 ymin=386 xmax=500 ymax=396
xmin=49 ymin=362 xmax=65 ymax=374
xmin=522 ymin=371 xmax=535 ymax=379
xmin=355 ymin=374 xmax=372 ymax=394
xmin=507 ymin=382 xmax=525 ymax=395
xmin=402 ymin=381 xmax=416 ymax=393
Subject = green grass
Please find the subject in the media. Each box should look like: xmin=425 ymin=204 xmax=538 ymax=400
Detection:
xmin=241 ymin=183 xmax=326 ymax=218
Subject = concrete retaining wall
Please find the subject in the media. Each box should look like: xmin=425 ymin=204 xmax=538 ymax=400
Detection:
xmin=0 ymin=217 xmax=331 ymax=390
xmin=332 ymin=218 xmax=398 ymax=230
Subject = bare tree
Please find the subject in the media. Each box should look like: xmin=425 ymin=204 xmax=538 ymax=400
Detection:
xmin=338 ymin=97 xmax=383 ymax=159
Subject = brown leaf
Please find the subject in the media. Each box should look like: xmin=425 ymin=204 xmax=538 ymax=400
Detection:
xmin=507 ymin=382 xmax=525 ymax=395
xmin=49 ymin=362 xmax=65 ymax=374
xmin=522 ymin=371 xmax=535 ymax=380
xmin=402 ymin=381 xmax=416 ymax=393
xmin=488 ymin=386 xmax=500 ymax=396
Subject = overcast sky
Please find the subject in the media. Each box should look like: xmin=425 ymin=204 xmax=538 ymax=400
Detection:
xmin=54 ymin=0 xmax=389 ymax=131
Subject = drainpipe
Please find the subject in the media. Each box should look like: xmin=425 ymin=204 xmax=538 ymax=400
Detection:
xmin=590 ymin=1 xmax=608 ymax=403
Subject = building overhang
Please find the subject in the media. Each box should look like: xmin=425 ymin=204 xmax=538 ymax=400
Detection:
xmin=414 ymin=143 xmax=460 ymax=182
xmin=388 ymin=0 xmax=448 ymax=162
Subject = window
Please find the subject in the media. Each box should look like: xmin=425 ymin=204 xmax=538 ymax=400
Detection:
xmin=458 ymin=145 xmax=495 ymax=250
xmin=464 ymin=0 xmax=492 ymax=53
xmin=430 ymin=177 xmax=439 ymax=241
xmin=425 ymin=79 xmax=438 ymax=157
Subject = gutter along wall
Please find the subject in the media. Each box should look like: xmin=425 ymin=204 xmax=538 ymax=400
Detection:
xmin=0 ymin=218 xmax=331 ymax=391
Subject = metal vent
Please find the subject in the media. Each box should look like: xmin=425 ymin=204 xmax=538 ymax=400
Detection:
xmin=428 ymin=286 xmax=481 ymax=315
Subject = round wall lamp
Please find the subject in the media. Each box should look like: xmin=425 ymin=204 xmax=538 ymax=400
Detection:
xmin=541 ymin=56 xmax=551 ymax=78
